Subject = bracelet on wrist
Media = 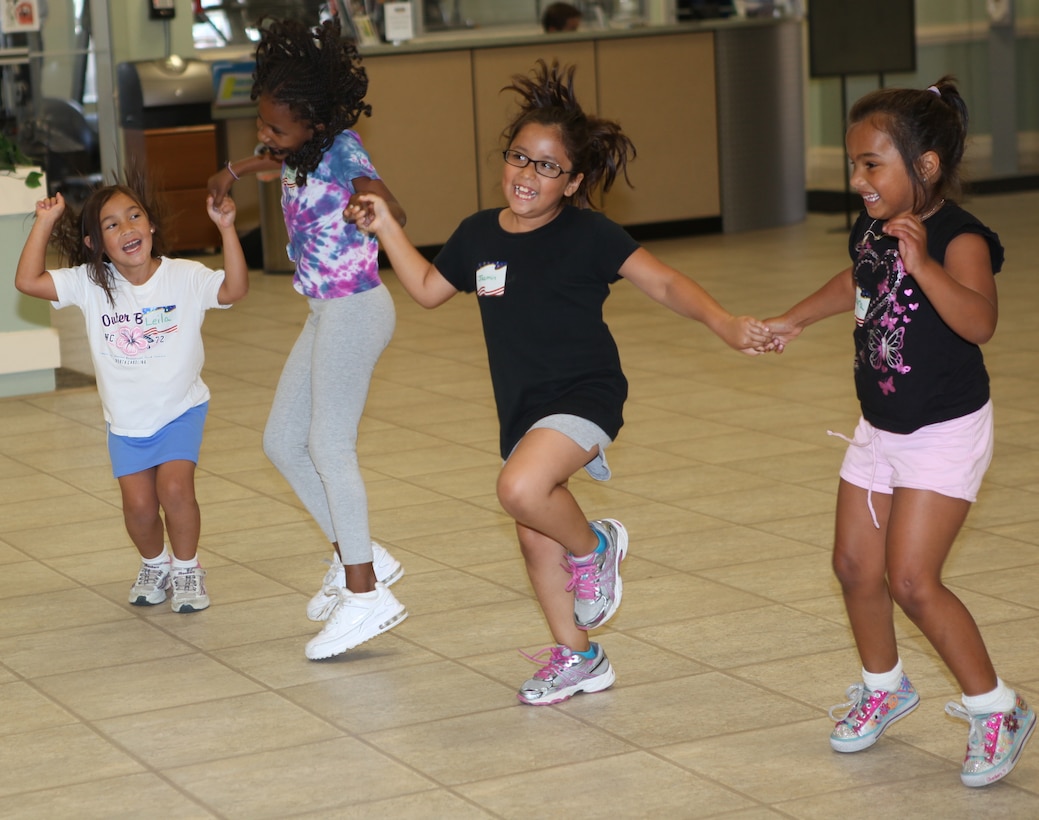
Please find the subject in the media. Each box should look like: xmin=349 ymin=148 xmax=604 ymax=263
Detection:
xmin=226 ymin=160 xmax=240 ymax=181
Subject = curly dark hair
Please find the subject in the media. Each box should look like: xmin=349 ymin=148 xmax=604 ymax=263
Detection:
xmin=849 ymin=75 xmax=969 ymax=212
xmin=49 ymin=163 xmax=169 ymax=308
xmin=252 ymin=16 xmax=371 ymax=186
xmin=501 ymin=60 xmax=635 ymax=209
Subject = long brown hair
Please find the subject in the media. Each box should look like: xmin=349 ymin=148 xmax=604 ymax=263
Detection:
xmin=49 ymin=164 xmax=169 ymax=307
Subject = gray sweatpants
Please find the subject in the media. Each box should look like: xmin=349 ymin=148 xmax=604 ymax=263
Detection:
xmin=263 ymin=284 xmax=395 ymax=564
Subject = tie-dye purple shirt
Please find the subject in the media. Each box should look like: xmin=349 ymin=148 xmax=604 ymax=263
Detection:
xmin=281 ymin=130 xmax=382 ymax=299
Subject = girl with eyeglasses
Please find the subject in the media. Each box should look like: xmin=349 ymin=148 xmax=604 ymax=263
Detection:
xmin=352 ymin=59 xmax=772 ymax=704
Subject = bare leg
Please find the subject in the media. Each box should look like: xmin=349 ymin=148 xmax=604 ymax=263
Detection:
xmin=834 ymin=480 xmax=899 ymax=673
xmin=496 ymin=428 xmax=599 ymax=556
xmin=155 ymin=460 xmax=201 ymax=561
xmin=118 ymin=467 xmax=165 ymax=560
xmin=885 ymin=487 xmax=997 ymax=696
xmin=497 ymin=429 xmax=600 ymax=645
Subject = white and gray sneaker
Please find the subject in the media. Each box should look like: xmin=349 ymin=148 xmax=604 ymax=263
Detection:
xmin=306 ymin=542 xmax=403 ymax=622
xmin=129 ymin=559 xmax=171 ymax=606
xmin=170 ymin=565 xmax=210 ymax=613
xmin=305 ymin=582 xmax=408 ymax=660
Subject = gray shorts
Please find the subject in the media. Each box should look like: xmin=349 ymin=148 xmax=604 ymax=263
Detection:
xmin=525 ymin=414 xmax=613 ymax=481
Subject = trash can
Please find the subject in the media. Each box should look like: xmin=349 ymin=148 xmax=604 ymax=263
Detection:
xmin=258 ymin=168 xmax=293 ymax=273
xmin=117 ymin=56 xmax=221 ymax=252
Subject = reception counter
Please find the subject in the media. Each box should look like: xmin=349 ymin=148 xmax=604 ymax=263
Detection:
xmin=212 ymin=15 xmax=805 ymax=247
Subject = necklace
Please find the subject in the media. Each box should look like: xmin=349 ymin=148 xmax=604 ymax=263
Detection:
xmin=920 ymin=198 xmax=945 ymax=221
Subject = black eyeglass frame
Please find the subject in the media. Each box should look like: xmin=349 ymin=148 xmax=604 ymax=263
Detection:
xmin=502 ymin=149 xmax=575 ymax=179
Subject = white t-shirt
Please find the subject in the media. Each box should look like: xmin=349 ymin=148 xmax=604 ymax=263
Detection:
xmin=51 ymin=257 xmax=228 ymax=437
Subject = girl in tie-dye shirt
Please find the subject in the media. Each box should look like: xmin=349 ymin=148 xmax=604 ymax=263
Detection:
xmin=208 ymin=17 xmax=410 ymax=660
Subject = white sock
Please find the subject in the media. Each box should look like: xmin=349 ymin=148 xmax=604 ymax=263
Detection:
xmin=962 ymin=678 xmax=1015 ymax=716
xmin=171 ymin=555 xmax=200 ymax=570
xmin=862 ymin=659 xmax=904 ymax=693
xmin=143 ymin=548 xmax=169 ymax=566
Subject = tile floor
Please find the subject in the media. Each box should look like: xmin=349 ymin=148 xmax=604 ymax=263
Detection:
xmin=2 ymin=191 xmax=1038 ymax=818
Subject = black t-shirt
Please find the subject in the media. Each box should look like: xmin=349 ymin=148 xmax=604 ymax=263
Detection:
xmin=849 ymin=202 xmax=1004 ymax=433
xmin=435 ymin=207 xmax=640 ymax=457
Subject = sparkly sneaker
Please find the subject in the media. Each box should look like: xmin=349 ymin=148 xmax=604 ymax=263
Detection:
xmin=566 ymin=518 xmax=628 ymax=630
xmin=828 ymin=674 xmax=920 ymax=752
xmin=517 ymin=643 xmax=616 ymax=705
xmin=945 ymin=695 xmax=1037 ymax=787
xmin=306 ymin=542 xmax=404 ymax=622
xmin=128 ymin=559 xmax=171 ymax=606
xmin=170 ymin=565 xmax=210 ymax=613
xmin=305 ymin=582 xmax=407 ymax=660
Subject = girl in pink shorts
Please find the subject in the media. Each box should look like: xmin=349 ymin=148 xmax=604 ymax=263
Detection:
xmin=766 ymin=77 xmax=1034 ymax=788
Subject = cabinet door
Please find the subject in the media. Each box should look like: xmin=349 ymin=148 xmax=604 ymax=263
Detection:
xmin=596 ymin=33 xmax=720 ymax=224
xmin=354 ymin=50 xmax=478 ymax=248
xmin=472 ymin=43 xmax=596 ymax=211
xmin=141 ymin=125 xmax=222 ymax=251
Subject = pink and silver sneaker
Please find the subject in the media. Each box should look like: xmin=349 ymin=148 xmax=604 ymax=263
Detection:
xmin=945 ymin=695 xmax=1036 ymax=787
xmin=828 ymin=674 xmax=920 ymax=752
xmin=517 ymin=643 xmax=616 ymax=705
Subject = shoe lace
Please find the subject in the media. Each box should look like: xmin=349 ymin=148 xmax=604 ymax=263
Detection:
xmin=564 ymin=554 xmax=601 ymax=601
xmin=828 ymin=683 xmax=871 ymax=722
xmin=172 ymin=567 xmax=201 ymax=594
xmin=945 ymin=702 xmax=1001 ymax=760
xmin=135 ymin=563 xmax=165 ymax=587
xmin=520 ymin=646 xmax=570 ymax=681
xmin=320 ymin=557 xmax=343 ymax=587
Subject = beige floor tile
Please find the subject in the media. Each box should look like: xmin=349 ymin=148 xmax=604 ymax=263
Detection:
xmin=364 ymin=706 xmax=634 ymax=785
xmin=97 ymin=692 xmax=344 ymax=769
xmin=630 ymin=604 xmax=852 ymax=669
xmin=166 ymin=737 xmax=434 ymax=818
xmin=776 ymin=771 xmax=1039 ymax=818
xmin=658 ymin=718 xmax=948 ymax=804
xmin=0 ymin=725 xmax=144 ymax=798
xmin=34 ymin=654 xmax=264 ymax=719
xmin=0 ymin=587 xmax=128 ymax=639
xmin=457 ymin=750 xmax=756 ymax=818
xmin=0 ymin=773 xmax=216 ymax=819
xmin=212 ymin=631 xmax=440 ymax=689
xmin=283 ymin=660 xmax=515 ymax=733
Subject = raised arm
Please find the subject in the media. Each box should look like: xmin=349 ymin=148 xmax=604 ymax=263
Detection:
xmin=763 ymin=266 xmax=856 ymax=353
xmin=14 ymin=194 xmax=64 ymax=302
xmin=351 ymin=192 xmax=458 ymax=309
xmin=205 ymin=195 xmax=249 ymax=305
xmin=618 ymin=247 xmax=774 ymax=355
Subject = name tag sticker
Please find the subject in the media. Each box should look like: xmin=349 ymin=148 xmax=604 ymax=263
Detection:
xmin=476 ymin=262 xmax=507 ymax=296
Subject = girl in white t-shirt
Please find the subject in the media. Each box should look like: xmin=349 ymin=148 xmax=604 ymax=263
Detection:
xmin=15 ymin=173 xmax=248 ymax=613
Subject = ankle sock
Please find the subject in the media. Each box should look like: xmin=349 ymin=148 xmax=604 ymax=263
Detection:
xmin=574 ymin=644 xmax=597 ymax=659
xmin=963 ymin=678 xmax=1015 ymax=716
xmin=171 ymin=555 xmax=199 ymax=570
xmin=143 ymin=548 xmax=169 ymax=567
xmin=591 ymin=524 xmax=607 ymax=553
xmin=862 ymin=659 xmax=904 ymax=693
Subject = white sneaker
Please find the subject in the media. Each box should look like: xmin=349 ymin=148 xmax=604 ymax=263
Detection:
xmin=305 ymin=582 xmax=407 ymax=660
xmin=306 ymin=542 xmax=403 ymax=622
xmin=170 ymin=565 xmax=210 ymax=613
xmin=129 ymin=559 xmax=171 ymax=606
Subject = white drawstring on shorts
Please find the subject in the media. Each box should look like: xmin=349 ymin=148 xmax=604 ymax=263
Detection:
xmin=828 ymin=428 xmax=881 ymax=528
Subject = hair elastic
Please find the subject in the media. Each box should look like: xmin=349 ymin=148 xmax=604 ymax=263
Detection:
xmin=226 ymin=160 xmax=240 ymax=180
xmin=927 ymin=85 xmax=941 ymax=96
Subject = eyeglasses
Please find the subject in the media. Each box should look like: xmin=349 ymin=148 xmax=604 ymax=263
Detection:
xmin=502 ymin=149 xmax=574 ymax=179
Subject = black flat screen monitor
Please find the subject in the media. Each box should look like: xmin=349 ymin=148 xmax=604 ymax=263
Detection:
xmin=809 ymin=0 xmax=916 ymax=78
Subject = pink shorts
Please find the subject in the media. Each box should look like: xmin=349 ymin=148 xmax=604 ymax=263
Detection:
xmin=837 ymin=400 xmax=994 ymax=502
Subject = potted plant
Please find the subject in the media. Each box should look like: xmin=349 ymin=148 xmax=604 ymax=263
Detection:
xmin=0 ymin=129 xmax=43 ymax=188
